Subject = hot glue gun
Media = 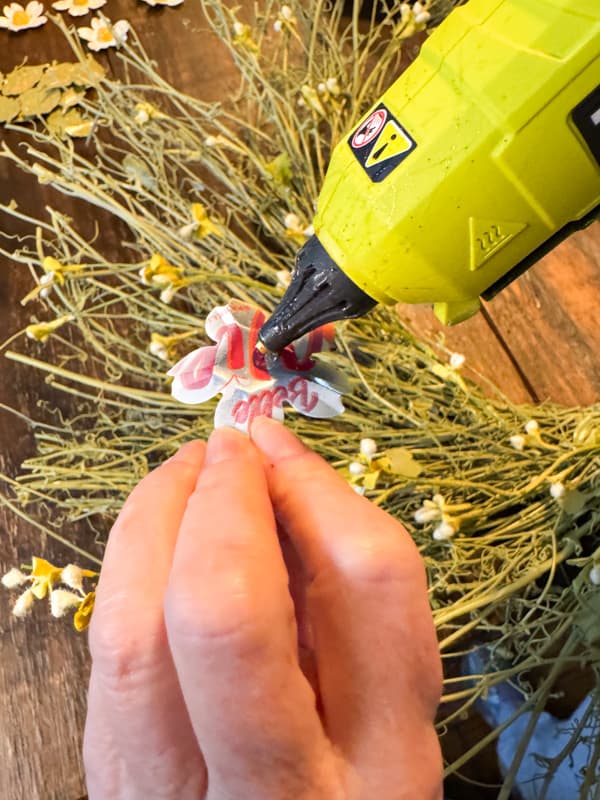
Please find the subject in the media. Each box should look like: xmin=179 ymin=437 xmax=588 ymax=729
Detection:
xmin=258 ymin=0 xmax=600 ymax=353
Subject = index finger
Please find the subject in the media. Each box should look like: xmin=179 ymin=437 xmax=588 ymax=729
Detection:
xmin=251 ymin=417 xmax=442 ymax=789
xmin=164 ymin=428 xmax=335 ymax=798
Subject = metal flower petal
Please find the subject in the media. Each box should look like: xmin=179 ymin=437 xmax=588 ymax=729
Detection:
xmin=167 ymin=300 xmax=346 ymax=432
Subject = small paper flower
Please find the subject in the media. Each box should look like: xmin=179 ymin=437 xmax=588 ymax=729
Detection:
xmin=77 ymin=17 xmax=129 ymax=51
xmin=140 ymin=0 xmax=182 ymax=5
xmin=52 ymin=0 xmax=105 ymax=17
xmin=168 ymin=300 xmax=346 ymax=432
xmin=590 ymin=566 xmax=600 ymax=586
xmin=0 ymin=1 xmax=47 ymax=31
xmin=550 ymin=482 xmax=566 ymax=500
xmin=509 ymin=434 xmax=526 ymax=451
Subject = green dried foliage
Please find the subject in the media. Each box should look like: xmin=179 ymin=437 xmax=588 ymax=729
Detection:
xmin=0 ymin=2 xmax=599 ymax=797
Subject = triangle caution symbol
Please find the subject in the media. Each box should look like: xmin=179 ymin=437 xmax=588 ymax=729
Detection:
xmin=365 ymin=120 xmax=414 ymax=169
xmin=469 ymin=217 xmax=528 ymax=271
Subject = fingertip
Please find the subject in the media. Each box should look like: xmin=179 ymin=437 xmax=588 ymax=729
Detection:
xmin=206 ymin=425 xmax=253 ymax=465
xmin=167 ymin=439 xmax=206 ymax=467
xmin=250 ymin=416 xmax=307 ymax=463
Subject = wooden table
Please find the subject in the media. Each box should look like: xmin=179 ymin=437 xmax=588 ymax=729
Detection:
xmin=0 ymin=4 xmax=598 ymax=798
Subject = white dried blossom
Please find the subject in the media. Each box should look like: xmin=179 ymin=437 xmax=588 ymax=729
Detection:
xmin=160 ymin=285 xmax=177 ymax=304
xmin=276 ymin=269 xmax=291 ymax=289
xmin=450 ymin=352 xmax=465 ymax=369
xmin=414 ymin=506 xmax=441 ymax=524
xmin=233 ymin=20 xmax=245 ymax=36
xmin=50 ymin=589 xmax=81 ymax=618
xmin=134 ymin=107 xmax=149 ymax=124
xmin=303 ymin=224 xmax=315 ymax=237
xmin=349 ymin=461 xmax=367 ymax=476
xmin=149 ymin=340 xmax=169 ymax=360
xmin=589 ymin=565 xmax=600 ymax=586
xmin=317 ymin=82 xmax=327 ymax=95
xmin=525 ymin=419 xmax=539 ymax=434
xmin=204 ymin=135 xmax=218 ymax=147
xmin=12 ymin=588 xmax=34 ymax=618
xmin=325 ymin=77 xmax=340 ymax=95
xmin=414 ymin=9 xmax=431 ymax=23
xmin=280 ymin=4 xmax=293 ymax=20
xmin=60 ymin=564 xmax=84 ymax=591
xmin=360 ymin=438 xmax=377 ymax=459
xmin=2 ymin=567 xmax=29 ymax=589
xmin=273 ymin=19 xmax=282 ymax=31
xmin=509 ymin=434 xmax=526 ymax=451
xmin=550 ymin=482 xmax=566 ymax=500
xmin=284 ymin=212 xmax=301 ymax=230
xmin=433 ymin=520 xmax=457 ymax=541
xmin=177 ymin=222 xmax=198 ymax=241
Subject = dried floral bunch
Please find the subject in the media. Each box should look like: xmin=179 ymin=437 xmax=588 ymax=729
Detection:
xmin=0 ymin=2 xmax=599 ymax=797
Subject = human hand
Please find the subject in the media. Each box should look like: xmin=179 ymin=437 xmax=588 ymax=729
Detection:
xmin=83 ymin=417 xmax=443 ymax=799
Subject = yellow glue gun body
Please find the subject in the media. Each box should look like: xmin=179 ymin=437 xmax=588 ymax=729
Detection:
xmin=259 ymin=0 xmax=600 ymax=352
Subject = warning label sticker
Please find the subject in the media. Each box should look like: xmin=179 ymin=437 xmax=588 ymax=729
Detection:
xmin=348 ymin=103 xmax=416 ymax=183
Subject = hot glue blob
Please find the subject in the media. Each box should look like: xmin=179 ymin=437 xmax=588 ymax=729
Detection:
xmin=167 ymin=300 xmax=347 ymax=432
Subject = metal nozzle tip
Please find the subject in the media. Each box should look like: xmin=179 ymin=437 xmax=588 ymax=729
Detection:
xmin=258 ymin=235 xmax=377 ymax=353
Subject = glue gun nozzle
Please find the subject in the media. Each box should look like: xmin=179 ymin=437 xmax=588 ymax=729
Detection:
xmin=258 ymin=235 xmax=377 ymax=353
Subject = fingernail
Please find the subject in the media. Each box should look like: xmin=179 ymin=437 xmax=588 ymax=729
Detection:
xmin=250 ymin=416 xmax=306 ymax=462
xmin=205 ymin=426 xmax=249 ymax=465
xmin=168 ymin=440 xmax=205 ymax=467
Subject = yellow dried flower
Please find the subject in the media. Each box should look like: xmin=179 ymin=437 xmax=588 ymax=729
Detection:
xmin=264 ymin=152 xmax=292 ymax=186
xmin=191 ymin=203 xmax=221 ymax=239
xmin=25 ymin=314 xmax=74 ymax=342
xmin=139 ymin=254 xmax=184 ymax=287
xmin=232 ymin=20 xmax=258 ymax=51
xmin=300 ymin=85 xmax=326 ymax=115
xmin=22 ymin=256 xmax=85 ymax=304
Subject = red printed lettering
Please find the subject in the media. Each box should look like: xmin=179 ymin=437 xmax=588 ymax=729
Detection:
xmin=287 ymin=377 xmax=319 ymax=412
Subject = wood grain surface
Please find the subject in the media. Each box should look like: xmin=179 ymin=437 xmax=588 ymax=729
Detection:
xmin=0 ymin=4 xmax=598 ymax=799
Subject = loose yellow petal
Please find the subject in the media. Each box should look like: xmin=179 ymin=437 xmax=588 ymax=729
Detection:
xmin=74 ymin=591 xmax=95 ymax=631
